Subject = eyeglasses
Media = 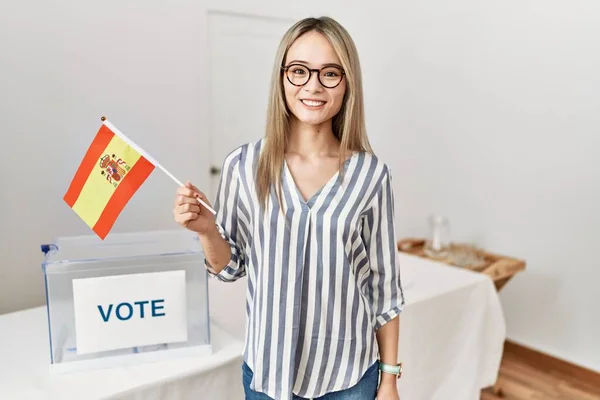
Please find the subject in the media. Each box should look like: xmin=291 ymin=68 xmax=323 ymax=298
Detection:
xmin=281 ymin=63 xmax=345 ymax=89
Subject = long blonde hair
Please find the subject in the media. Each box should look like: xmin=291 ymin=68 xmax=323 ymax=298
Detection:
xmin=256 ymin=16 xmax=373 ymax=209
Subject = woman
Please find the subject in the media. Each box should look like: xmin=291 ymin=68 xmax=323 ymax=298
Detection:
xmin=173 ymin=16 xmax=404 ymax=400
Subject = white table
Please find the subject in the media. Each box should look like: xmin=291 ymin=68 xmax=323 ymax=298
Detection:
xmin=0 ymin=253 xmax=505 ymax=400
xmin=395 ymin=253 xmax=505 ymax=400
xmin=0 ymin=310 xmax=245 ymax=400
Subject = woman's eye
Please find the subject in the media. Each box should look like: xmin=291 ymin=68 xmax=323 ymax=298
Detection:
xmin=293 ymin=69 xmax=306 ymax=75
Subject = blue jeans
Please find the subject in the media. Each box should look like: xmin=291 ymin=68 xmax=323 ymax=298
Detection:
xmin=242 ymin=361 xmax=379 ymax=399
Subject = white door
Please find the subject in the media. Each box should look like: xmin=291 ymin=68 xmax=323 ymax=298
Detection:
xmin=207 ymin=11 xmax=294 ymax=199
xmin=206 ymin=11 xmax=294 ymax=339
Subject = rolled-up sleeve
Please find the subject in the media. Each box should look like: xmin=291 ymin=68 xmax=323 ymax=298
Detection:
xmin=204 ymin=148 xmax=248 ymax=282
xmin=362 ymin=168 xmax=405 ymax=330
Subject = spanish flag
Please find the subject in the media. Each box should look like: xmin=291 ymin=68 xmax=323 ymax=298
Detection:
xmin=64 ymin=119 xmax=156 ymax=239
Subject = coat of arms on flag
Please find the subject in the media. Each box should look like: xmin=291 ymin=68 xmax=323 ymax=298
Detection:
xmin=99 ymin=153 xmax=131 ymax=186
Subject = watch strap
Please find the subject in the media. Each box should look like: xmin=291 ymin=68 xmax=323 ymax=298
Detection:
xmin=378 ymin=360 xmax=403 ymax=378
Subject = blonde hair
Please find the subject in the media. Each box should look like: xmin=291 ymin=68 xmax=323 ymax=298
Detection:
xmin=256 ymin=16 xmax=373 ymax=209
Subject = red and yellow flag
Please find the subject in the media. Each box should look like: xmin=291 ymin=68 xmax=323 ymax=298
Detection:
xmin=64 ymin=120 xmax=155 ymax=239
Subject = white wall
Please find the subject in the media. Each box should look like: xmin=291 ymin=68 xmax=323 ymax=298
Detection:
xmin=361 ymin=1 xmax=600 ymax=372
xmin=1 ymin=0 xmax=599 ymax=373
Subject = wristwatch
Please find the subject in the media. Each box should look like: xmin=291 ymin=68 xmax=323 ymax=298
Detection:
xmin=378 ymin=360 xmax=403 ymax=379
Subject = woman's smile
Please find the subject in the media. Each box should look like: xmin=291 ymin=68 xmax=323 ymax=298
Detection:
xmin=300 ymin=98 xmax=327 ymax=109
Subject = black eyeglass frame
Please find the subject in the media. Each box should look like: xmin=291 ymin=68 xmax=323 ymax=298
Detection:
xmin=281 ymin=63 xmax=346 ymax=89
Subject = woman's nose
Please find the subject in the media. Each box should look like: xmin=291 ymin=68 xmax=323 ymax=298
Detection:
xmin=303 ymin=72 xmax=323 ymax=93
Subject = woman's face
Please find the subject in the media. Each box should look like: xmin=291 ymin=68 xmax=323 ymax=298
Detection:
xmin=283 ymin=31 xmax=346 ymax=127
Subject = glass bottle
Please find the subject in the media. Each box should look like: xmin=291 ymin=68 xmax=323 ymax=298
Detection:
xmin=424 ymin=215 xmax=450 ymax=259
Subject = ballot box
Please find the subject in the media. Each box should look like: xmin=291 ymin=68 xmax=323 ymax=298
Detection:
xmin=40 ymin=229 xmax=212 ymax=373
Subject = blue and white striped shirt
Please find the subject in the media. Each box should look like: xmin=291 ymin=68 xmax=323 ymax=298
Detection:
xmin=206 ymin=138 xmax=404 ymax=400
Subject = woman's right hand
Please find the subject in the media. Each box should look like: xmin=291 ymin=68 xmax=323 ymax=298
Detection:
xmin=173 ymin=182 xmax=216 ymax=236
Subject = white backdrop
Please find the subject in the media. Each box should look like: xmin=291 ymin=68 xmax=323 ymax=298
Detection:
xmin=1 ymin=0 xmax=599 ymax=372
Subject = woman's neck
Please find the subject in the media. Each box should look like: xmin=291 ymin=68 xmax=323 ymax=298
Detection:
xmin=287 ymin=118 xmax=339 ymax=157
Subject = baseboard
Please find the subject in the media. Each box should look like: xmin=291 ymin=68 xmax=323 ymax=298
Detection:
xmin=504 ymin=340 xmax=600 ymax=388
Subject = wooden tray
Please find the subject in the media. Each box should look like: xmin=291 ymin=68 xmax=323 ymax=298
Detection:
xmin=397 ymin=238 xmax=525 ymax=291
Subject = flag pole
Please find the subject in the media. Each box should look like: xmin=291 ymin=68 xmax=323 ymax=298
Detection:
xmin=100 ymin=116 xmax=217 ymax=215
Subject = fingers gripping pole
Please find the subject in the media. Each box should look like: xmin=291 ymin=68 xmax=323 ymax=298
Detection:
xmin=166 ymin=172 xmax=216 ymax=215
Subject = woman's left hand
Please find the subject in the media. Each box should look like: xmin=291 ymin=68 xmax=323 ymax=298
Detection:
xmin=376 ymin=381 xmax=400 ymax=400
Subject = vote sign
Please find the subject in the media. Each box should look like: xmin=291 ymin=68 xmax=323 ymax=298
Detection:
xmin=72 ymin=270 xmax=188 ymax=354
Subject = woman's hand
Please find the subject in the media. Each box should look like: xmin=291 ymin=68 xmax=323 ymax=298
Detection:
xmin=376 ymin=380 xmax=400 ymax=400
xmin=173 ymin=181 xmax=216 ymax=236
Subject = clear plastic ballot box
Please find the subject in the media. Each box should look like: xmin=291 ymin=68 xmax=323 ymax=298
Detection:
xmin=41 ymin=229 xmax=212 ymax=373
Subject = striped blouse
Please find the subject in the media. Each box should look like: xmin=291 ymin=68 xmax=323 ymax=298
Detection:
xmin=205 ymin=138 xmax=404 ymax=400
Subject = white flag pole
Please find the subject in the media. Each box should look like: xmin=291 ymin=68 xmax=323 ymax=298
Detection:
xmin=101 ymin=117 xmax=216 ymax=215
